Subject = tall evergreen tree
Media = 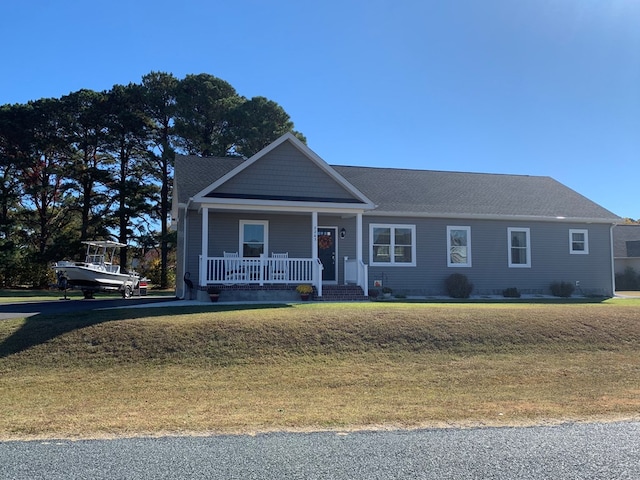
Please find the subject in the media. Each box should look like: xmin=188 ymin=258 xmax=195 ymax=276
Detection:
xmin=17 ymin=98 xmax=74 ymax=286
xmin=60 ymin=89 xmax=113 ymax=242
xmin=0 ymin=104 xmax=30 ymax=286
xmin=229 ymin=95 xmax=306 ymax=158
xmin=142 ymin=72 xmax=178 ymax=288
xmin=103 ymin=83 xmax=157 ymax=270
xmin=174 ymin=73 xmax=241 ymax=157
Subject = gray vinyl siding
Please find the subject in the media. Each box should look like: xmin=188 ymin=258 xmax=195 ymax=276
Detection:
xmin=214 ymin=142 xmax=359 ymax=201
xmin=181 ymin=208 xmax=613 ymax=296
xmin=209 ymin=212 xmax=312 ymax=257
xmin=175 ymin=210 xmax=186 ymax=298
xmin=184 ymin=211 xmax=203 ymax=289
xmin=364 ymin=217 xmax=614 ymax=297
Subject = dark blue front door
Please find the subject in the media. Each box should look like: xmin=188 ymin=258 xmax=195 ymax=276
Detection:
xmin=317 ymin=227 xmax=336 ymax=282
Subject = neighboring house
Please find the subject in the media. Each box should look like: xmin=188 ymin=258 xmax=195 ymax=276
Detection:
xmin=613 ymin=224 xmax=640 ymax=277
xmin=172 ymin=133 xmax=620 ymax=300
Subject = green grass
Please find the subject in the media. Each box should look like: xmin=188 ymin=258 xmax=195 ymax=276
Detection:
xmin=1 ymin=301 xmax=639 ymax=439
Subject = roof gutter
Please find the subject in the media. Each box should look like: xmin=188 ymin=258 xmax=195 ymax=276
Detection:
xmin=363 ymin=210 xmax=620 ymax=224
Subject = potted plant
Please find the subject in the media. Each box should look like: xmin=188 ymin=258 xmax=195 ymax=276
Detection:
xmin=207 ymin=286 xmax=221 ymax=302
xmin=382 ymin=286 xmax=393 ymax=299
xmin=296 ymin=284 xmax=313 ymax=301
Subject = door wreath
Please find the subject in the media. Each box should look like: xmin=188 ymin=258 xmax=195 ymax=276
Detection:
xmin=318 ymin=234 xmax=333 ymax=250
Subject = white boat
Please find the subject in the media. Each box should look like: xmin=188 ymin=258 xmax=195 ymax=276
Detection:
xmin=53 ymin=241 xmax=140 ymax=298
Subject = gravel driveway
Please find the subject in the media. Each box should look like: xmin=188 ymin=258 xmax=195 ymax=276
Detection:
xmin=1 ymin=421 xmax=639 ymax=479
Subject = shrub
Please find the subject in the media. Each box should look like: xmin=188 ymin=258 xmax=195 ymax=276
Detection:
xmin=550 ymin=281 xmax=575 ymax=298
xmin=381 ymin=286 xmax=393 ymax=294
xmin=445 ymin=273 xmax=473 ymax=298
xmin=368 ymin=289 xmax=379 ymax=299
xmin=503 ymin=287 xmax=521 ymax=298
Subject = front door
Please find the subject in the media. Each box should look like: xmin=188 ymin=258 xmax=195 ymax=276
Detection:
xmin=317 ymin=227 xmax=337 ymax=282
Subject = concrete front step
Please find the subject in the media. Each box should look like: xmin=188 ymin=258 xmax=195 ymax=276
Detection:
xmin=315 ymin=285 xmax=368 ymax=301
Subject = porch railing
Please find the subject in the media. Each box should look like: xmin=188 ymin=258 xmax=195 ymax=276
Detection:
xmin=200 ymin=254 xmax=318 ymax=287
xmin=344 ymin=256 xmax=368 ymax=293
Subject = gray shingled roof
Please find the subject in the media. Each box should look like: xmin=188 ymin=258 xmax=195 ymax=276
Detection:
xmin=174 ymin=155 xmax=619 ymax=222
xmin=333 ymin=165 xmax=619 ymax=220
xmin=174 ymin=155 xmax=243 ymax=205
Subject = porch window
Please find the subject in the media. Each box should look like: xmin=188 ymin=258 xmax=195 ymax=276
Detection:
xmin=240 ymin=220 xmax=268 ymax=257
xmin=370 ymin=224 xmax=416 ymax=266
xmin=447 ymin=226 xmax=471 ymax=267
xmin=569 ymin=229 xmax=589 ymax=254
xmin=508 ymin=227 xmax=531 ymax=268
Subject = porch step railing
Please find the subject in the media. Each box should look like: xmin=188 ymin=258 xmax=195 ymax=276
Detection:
xmin=202 ymin=255 xmax=316 ymax=286
xmin=344 ymin=256 xmax=368 ymax=293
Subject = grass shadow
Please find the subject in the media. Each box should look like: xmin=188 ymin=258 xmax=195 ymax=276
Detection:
xmin=0 ymin=303 xmax=293 ymax=359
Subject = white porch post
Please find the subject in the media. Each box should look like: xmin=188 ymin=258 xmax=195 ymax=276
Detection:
xmin=311 ymin=211 xmax=318 ymax=259
xmin=311 ymin=211 xmax=321 ymax=297
xmin=200 ymin=207 xmax=208 ymax=287
xmin=356 ymin=212 xmax=363 ymax=286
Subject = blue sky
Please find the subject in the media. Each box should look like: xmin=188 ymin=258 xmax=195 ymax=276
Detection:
xmin=2 ymin=0 xmax=639 ymax=219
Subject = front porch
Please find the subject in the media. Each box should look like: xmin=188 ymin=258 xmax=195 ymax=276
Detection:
xmin=191 ymin=207 xmax=370 ymax=300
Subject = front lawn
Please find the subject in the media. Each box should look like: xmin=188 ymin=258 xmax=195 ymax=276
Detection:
xmin=1 ymin=301 xmax=639 ymax=439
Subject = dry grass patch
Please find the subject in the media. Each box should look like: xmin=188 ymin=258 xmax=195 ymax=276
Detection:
xmin=1 ymin=302 xmax=640 ymax=439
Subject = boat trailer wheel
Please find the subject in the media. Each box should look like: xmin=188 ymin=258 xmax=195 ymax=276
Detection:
xmin=82 ymin=290 xmax=95 ymax=300
xmin=122 ymin=285 xmax=133 ymax=299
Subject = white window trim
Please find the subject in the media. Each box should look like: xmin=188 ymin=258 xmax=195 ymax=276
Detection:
xmin=507 ymin=227 xmax=531 ymax=268
xmin=369 ymin=223 xmax=417 ymax=267
xmin=569 ymin=228 xmax=589 ymax=255
xmin=239 ymin=220 xmax=269 ymax=257
xmin=447 ymin=226 xmax=472 ymax=267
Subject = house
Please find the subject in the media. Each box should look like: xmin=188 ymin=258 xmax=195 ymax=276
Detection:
xmin=172 ymin=133 xmax=620 ymax=300
xmin=613 ymin=224 xmax=640 ymax=288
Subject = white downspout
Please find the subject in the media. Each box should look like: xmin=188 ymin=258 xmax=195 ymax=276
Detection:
xmin=610 ymin=223 xmax=616 ymax=297
xmin=312 ymin=211 xmax=320 ymax=297
xmin=356 ymin=212 xmax=363 ymax=287
xmin=179 ymin=198 xmax=192 ymax=300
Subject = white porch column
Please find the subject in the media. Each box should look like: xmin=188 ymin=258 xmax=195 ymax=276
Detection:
xmin=356 ymin=213 xmax=363 ymax=263
xmin=311 ymin=211 xmax=321 ymax=297
xmin=311 ymin=211 xmax=318 ymax=259
xmin=356 ymin=212 xmax=363 ymax=286
xmin=200 ymin=207 xmax=208 ymax=287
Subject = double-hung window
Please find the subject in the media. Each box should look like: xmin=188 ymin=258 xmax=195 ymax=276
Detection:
xmin=569 ymin=229 xmax=589 ymax=254
xmin=447 ymin=226 xmax=471 ymax=267
xmin=240 ymin=220 xmax=268 ymax=257
xmin=370 ymin=224 xmax=416 ymax=266
xmin=508 ymin=227 xmax=531 ymax=268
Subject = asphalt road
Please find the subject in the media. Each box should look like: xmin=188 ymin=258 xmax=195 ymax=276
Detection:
xmin=0 ymin=296 xmax=177 ymax=320
xmin=1 ymin=422 xmax=639 ymax=479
